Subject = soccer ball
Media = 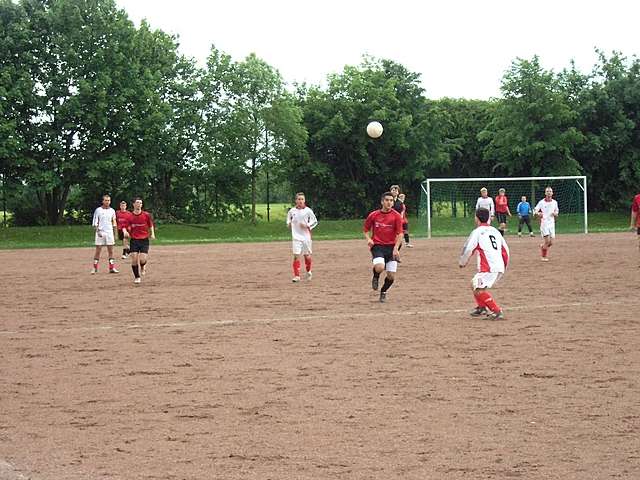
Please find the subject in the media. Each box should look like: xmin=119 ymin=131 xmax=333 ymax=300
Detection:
xmin=366 ymin=121 xmax=383 ymax=139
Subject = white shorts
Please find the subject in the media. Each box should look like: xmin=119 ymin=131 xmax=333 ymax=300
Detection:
xmin=540 ymin=222 xmax=555 ymax=238
xmin=472 ymin=272 xmax=502 ymax=289
xmin=372 ymin=257 xmax=398 ymax=273
xmin=292 ymin=239 xmax=312 ymax=255
xmin=95 ymin=230 xmax=115 ymax=246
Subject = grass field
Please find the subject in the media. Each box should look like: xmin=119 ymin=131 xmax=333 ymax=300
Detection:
xmin=0 ymin=211 xmax=630 ymax=249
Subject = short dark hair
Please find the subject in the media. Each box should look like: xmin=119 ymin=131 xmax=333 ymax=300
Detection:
xmin=133 ymin=197 xmax=142 ymax=203
xmin=476 ymin=208 xmax=490 ymax=223
xmin=295 ymin=192 xmax=305 ymax=198
xmin=381 ymin=191 xmax=394 ymax=200
xmin=102 ymin=194 xmax=111 ymax=200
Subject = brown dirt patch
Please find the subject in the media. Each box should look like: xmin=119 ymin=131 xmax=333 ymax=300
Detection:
xmin=1 ymin=233 xmax=639 ymax=479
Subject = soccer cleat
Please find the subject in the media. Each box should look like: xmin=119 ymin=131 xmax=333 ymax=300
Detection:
xmin=379 ymin=291 xmax=387 ymax=303
xmin=529 ymin=232 xmax=534 ymax=237
xmin=371 ymin=276 xmax=379 ymax=291
xmin=306 ymin=271 xmax=312 ymax=281
xmin=109 ymin=268 xmax=119 ymax=274
xmin=121 ymin=254 xmax=128 ymax=259
xmin=541 ymin=257 xmax=549 ymax=262
xmin=292 ymin=276 xmax=300 ymax=283
xmin=90 ymin=267 xmax=98 ymax=274
xmin=487 ymin=310 xmax=504 ymax=320
xmin=518 ymin=232 xmax=522 ymax=237
xmin=470 ymin=306 xmax=488 ymax=317
xmin=134 ymin=277 xmax=141 ymax=284
xmin=406 ymin=243 xmax=414 ymax=248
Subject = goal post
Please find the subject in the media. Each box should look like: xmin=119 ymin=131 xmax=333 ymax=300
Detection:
xmin=419 ymin=176 xmax=588 ymax=238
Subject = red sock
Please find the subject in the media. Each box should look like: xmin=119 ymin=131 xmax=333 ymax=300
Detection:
xmin=477 ymin=291 xmax=500 ymax=313
xmin=474 ymin=291 xmax=485 ymax=307
xmin=541 ymin=247 xmax=548 ymax=257
xmin=304 ymin=256 xmax=312 ymax=272
xmin=292 ymin=259 xmax=301 ymax=276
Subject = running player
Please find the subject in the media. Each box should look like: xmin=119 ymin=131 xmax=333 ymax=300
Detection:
xmin=91 ymin=194 xmax=119 ymax=274
xmin=398 ymin=193 xmax=413 ymax=247
xmin=494 ymin=188 xmax=511 ymax=236
xmin=459 ymin=208 xmax=510 ymax=320
xmin=534 ymin=187 xmax=559 ymax=262
xmin=286 ymin=192 xmax=318 ymax=282
xmin=475 ymin=187 xmax=495 ymax=221
xmin=364 ymin=192 xmax=404 ymax=303
xmin=116 ymin=200 xmax=133 ymax=259
xmin=516 ymin=195 xmax=534 ymax=237
xmin=122 ymin=197 xmax=155 ymax=284
xmin=629 ymin=191 xmax=640 ymax=253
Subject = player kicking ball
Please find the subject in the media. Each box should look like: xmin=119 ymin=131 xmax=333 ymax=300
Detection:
xmin=364 ymin=192 xmax=404 ymax=303
xmin=459 ymin=208 xmax=510 ymax=320
xmin=286 ymin=192 xmax=318 ymax=282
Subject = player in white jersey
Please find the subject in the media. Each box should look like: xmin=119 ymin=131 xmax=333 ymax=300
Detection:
xmin=91 ymin=194 xmax=119 ymax=274
xmin=533 ymin=187 xmax=559 ymax=262
xmin=286 ymin=192 xmax=318 ymax=282
xmin=459 ymin=207 xmax=510 ymax=320
xmin=475 ymin=187 xmax=495 ymax=220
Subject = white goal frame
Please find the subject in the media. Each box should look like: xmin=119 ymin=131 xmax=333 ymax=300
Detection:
xmin=421 ymin=176 xmax=588 ymax=238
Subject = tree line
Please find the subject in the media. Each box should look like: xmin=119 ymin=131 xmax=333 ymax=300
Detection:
xmin=1 ymin=0 xmax=639 ymax=226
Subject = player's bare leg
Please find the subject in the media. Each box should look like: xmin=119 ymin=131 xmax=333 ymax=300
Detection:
xmin=303 ymin=254 xmax=312 ymax=280
xmin=130 ymin=252 xmax=141 ymax=283
xmin=122 ymin=236 xmax=130 ymax=259
xmin=138 ymin=253 xmax=149 ymax=276
xmin=499 ymin=222 xmax=506 ymax=236
xmin=371 ymin=263 xmax=384 ymax=291
xmin=379 ymin=271 xmax=396 ymax=303
xmin=91 ymin=245 xmax=102 ymax=274
xmin=106 ymin=244 xmax=118 ymax=273
xmin=540 ymin=236 xmax=553 ymax=261
xmin=292 ymin=254 xmax=302 ymax=282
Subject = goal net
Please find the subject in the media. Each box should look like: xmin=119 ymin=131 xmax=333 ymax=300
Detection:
xmin=418 ymin=176 xmax=587 ymax=237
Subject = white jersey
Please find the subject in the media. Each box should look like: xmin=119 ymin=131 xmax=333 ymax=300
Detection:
xmin=92 ymin=207 xmax=116 ymax=233
xmin=534 ymin=198 xmax=559 ymax=226
xmin=475 ymin=196 xmax=495 ymax=216
xmin=459 ymin=224 xmax=510 ymax=273
xmin=286 ymin=206 xmax=318 ymax=242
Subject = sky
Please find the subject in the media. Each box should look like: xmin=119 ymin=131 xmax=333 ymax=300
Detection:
xmin=115 ymin=0 xmax=639 ymax=100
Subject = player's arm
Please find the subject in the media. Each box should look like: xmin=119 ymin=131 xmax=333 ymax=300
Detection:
xmin=363 ymin=215 xmax=374 ymax=248
xmin=506 ymin=205 xmax=512 ymax=216
xmin=286 ymin=209 xmax=292 ymax=228
xmin=458 ymin=231 xmax=477 ymax=267
xmin=631 ymin=209 xmax=638 ymax=230
xmin=307 ymin=210 xmax=318 ymax=230
xmin=501 ymin=237 xmax=510 ymax=269
xmin=392 ymin=216 xmax=403 ymax=259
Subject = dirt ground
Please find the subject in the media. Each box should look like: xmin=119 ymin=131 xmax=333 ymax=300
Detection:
xmin=0 ymin=232 xmax=639 ymax=480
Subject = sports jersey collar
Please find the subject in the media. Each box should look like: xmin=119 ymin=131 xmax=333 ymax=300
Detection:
xmin=479 ymin=222 xmax=489 ymax=226
xmin=544 ymin=197 xmax=553 ymax=202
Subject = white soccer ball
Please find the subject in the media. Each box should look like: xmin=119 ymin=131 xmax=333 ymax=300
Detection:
xmin=366 ymin=121 xmax=383 ymax=139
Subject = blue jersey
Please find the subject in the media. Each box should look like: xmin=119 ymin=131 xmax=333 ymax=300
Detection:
xmin=516 ymin=201 xmax=531 ymax=217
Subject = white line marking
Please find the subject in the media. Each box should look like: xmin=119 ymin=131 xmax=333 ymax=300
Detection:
xmin=0 ymin=300 xmax=636 ymax=337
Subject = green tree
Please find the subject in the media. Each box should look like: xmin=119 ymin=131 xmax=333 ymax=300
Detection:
xmin=479 ymin=56 xmax=584 ymax=177
xmin=290 ymin=57 xmax=447 ymax=218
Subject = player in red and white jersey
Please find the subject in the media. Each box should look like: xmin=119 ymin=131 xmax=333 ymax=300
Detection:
xmin=363 ymin=191 xmax=404 ymax=303
xmin=494 ymin=188 xmax=511 ymax=236
xmin=286 ymin=192 xmax=318 ymax=282
xmin=115 ymin=200 xmax=133 ymax=259
xmin=459 ymin=207 xmax=510 ymax=320
xmin=122 ymin=197 xmax=155 ymax=284
xmin=629 ymin=192 xmax=640 ymax=254
xmin=533 ymin=187 xmax=559 ymax=262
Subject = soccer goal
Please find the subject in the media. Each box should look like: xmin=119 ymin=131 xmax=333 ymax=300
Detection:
xmin=419 ymin=176 xmax=588 ymax=238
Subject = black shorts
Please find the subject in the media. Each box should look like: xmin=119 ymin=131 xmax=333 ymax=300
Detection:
xmin=371 ymin=244 xmax=395 ymax=263
xmin=130 ymin=238 xmax=150 ymax=254
xmin=496 ymin=212 xmax=508 ymax=224
xmin=402 ymin=223 xmax=408 ymax=232
xmin=637 ymin=227 xmax=640 ymax=235
xmin=117 ymin=229 xmax=124 ymax=241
